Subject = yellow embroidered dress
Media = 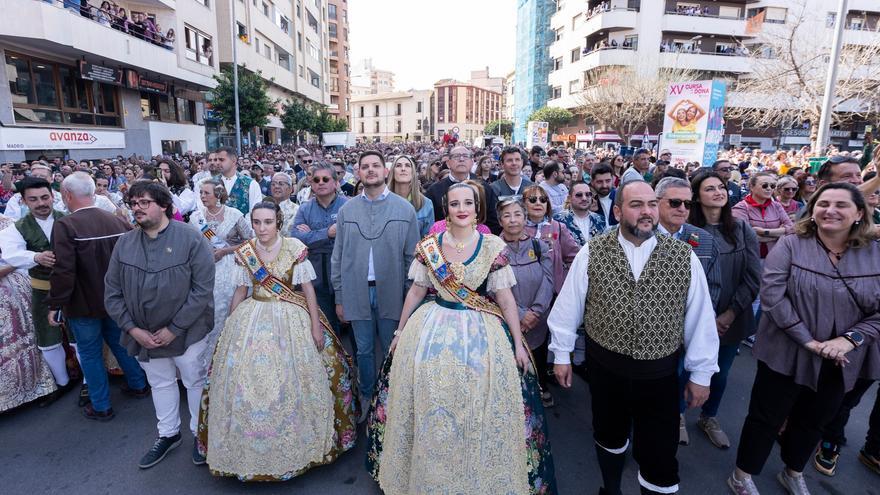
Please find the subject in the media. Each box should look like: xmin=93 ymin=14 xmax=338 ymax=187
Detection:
xmin=196 ymin=237 xmax=357 ymax=481
xmin=367 ymin=233 xmax=556 ymax=495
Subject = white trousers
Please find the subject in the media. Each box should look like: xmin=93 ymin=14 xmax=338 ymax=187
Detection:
xmin=139 ymin=338 xmax=207 ymax=438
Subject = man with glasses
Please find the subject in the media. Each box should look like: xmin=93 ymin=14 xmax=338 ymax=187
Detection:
xmin=712 ymin=159 xmax=742 ymax=205
xmin=105 ymin=181 xmax=214 ymax=469
xmin=296 ymin=158 xmax=317 ymax=204
xmin=554 ymin=182 xmax=606 ymax=247
xmin=269 ymin=172 xmax=298 ymax=233
xmin=426 ymin=145 xmax=500 ymax=233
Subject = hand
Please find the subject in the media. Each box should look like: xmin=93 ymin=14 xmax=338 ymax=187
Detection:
xmin=311 ymin=321 xmax=325 ymax=352
xmin=816 ymin=337 xmax=855 ymax=364
xmin=390 ymin=333 xmax=401 ymax=353
xmin=48 ymin=310 xmax=61 ymax=327
xmin=130 ymin=327 xmax=161 ymax=349
xmin=335 ymin=304 xmax=347 ymax=324
xmin=296 ymin=224 xmax=311 ymax=233
xmin=520 ymin=319 xmax=532 ymax=334
xmin=213 ymin=248 xmax=227 ymax=262
xmin=514 ymin=344 xmax=530 ymax=371
xmin=554 ymin=363 xmax=573 ymax=388
xmin=804 ymin=340 xmax=823 ymax=355
xmin=684 ymin=381 xmax=710 ymax=409
xmin=152 ymin=327 xmax=177 ymax=347
xmin=715 ymin=309 xmax=735 ymax=337
xmin=34 ymin=251 xmax=56 ymax=268
xmin=521 ymin=311 xmax=540 ymax=331
xmin=327 ymin=224 xmax=337 ymax=238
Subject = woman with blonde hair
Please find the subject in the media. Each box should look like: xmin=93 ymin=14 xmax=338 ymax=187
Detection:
xmin=389 ymin=155 xmax=434 ymax=237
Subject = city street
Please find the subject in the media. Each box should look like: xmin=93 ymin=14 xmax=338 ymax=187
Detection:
xmin=1 ymin=348 xmax=876 ymax=494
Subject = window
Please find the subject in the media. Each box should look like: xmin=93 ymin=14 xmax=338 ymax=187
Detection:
xmin=297 ymin=33 xmax=303 ymax=51
xmin=141 ymin=93 xmax=196 ymax=124
xmin=183 ymin=27 xmax=213 ymax=66
xmin=298 ymin=65 xmax=304 ymax=77
xmin=278 ymin=14 xmax=290 ymax=34
xmin=764 ymin=7 xmax=787 ymax=24
xmin=551 ymin=86 xmax=562 ymax=99
xmin=715 ymin=42 xmax=734 ymax=54
xmin=374 ymin=121 xmax=380 ymax=133
xmin=374 ymin=105 xmax=379 ymax=116
xmin=262 ymin=1 xmax=270 ymax=17
xmin=255 ymin=37 xmax=261 ymax=53
xmin=329 ymin=23 xmax=338 ymax=38
xmin=416 ymin=119 xmax=422 ymax=130
xmin=328 ymin=3 xmax=337 ymax=19
xmin=571 ymin=48 xmax=580 ymax=63
xmin=417 ymin=101 xmax=423 ymax=113
xmin=553 ymin=57 xmax=562 ymax=71
xmin=624 ymin=35 xmax=638 ymax=49
xmin=359 ymin=121 xmax=364 ymax=133
xmin=572 ymin=13 xmax=582 ymax=29
xmin=307 ymin=11 xmax=319 ymax=32
xmin=309 ymin=69 xmax=320 ymax=88
xmin=196 ymin=0 xmax=209 ymax=6
xmin=6 ymin=53 xmax=120 ymax=126
xmin=237 ymin=22 xmax=248 ymax=42
xmin=396 ymin=120 xmax=402 ymax=133
xmin=396 ymin=103 xmax=401 ymax=116
xmin=718 ymin=6 xmax=741 ymax=19
xmin=826 ymin=12 xmax=837 ymax=27
xmin=296 ymin=0 xmax=301 ymax=18
xmin=555 ymin=27 xmax=564 ymax=41
xmin=278 ymin=49 xmax=291 ymax=70
xmin=263 ymin=43 xmax=272 ymax=59
xmin=568 ymin=79 xmax=579 ymax=94
xmin=307 ymin=39 xmax=320 ymax=59
xmin=359 ymin=106 xmax=364 ymax=117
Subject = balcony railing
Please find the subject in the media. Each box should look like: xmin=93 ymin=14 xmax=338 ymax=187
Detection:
xmin=586 ymin=4 xmax=638 ymax=20
xmin=582 ymin=45 xmax=636 ymax=56
xmin=38 ymin=0 xmax=178 ymax=50
xmin=660 ymin=45 xmax=750 ymax=57
xmin=665 ymin=8 xmax=744 ymax=21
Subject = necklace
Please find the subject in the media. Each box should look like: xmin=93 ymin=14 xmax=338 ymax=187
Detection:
xmin=205 ymin=206 xmax=223 ymax=220
xmin=817 ymin=237 xmax=846 ymax=262
xmin=256 ymin=236 xmax=282 ymax=252
xmin=446 ymin=230 xmax=478 ymax=254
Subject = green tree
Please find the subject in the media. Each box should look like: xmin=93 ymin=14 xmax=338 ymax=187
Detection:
xmin=281 ymin=99 xmax=316 ymax=143
xmin=484 ymin=119 xmax=513 ymax=137
xmin=211 ymin=65 xmax=274 ymax=135
xmin=528 ymin=107 xmax=574 ymax=134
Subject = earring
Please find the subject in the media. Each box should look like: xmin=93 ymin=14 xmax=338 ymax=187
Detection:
xmin=810 ymin=217 xmax=816 ymax=223
xmin=855 ymin=220 xmax=861 ymax=225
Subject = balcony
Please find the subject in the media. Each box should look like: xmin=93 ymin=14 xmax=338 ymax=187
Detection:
xmin=578 ymin=46 xmax=637 ymax=72
xmin=663 ymin=11 xmax=750 ymax=37
xmin=658 ymin=51 xmax=751 ymax=74
xmin=583 ymin=7 xmax=638 ymax=36
xmin=0 ymin=0 xmax=214 ymax=87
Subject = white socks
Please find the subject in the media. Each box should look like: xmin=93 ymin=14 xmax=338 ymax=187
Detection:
xmin=40 ymin=345 xmax=70 ymax=387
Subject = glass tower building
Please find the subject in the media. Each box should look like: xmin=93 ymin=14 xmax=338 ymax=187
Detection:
xmin=513 ymin=0 xmax=555 ymax=145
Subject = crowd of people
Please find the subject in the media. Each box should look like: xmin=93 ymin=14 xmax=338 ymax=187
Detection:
xmin=1 ymin=138 xmax=879 ymax=495
xmin=44 ymin=0 xmax=176 ymax=49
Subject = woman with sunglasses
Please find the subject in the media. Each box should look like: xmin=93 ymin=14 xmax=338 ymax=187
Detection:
xmin=775 ymin=176 xmax=803 ymax=220
xmin=732 ymin=172 xmax=794 ymax=260
xmin=796 ymin=173 xmax=818 ymax=204
xmin=686 ymin=171 xmax=761 ymax=450
xmin=522 ymin=185 xmax=579 ymax=295
xmin=389 ymin=156 xmax=434 ymax=237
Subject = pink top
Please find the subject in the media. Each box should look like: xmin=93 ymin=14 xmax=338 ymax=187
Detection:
xmin=428 ymin=220 xmax=491 ymax=235
xmin=732 ymin=196 xmax=795 ymax=258
xmin=523 ymin=219 xmax=580 ymax=294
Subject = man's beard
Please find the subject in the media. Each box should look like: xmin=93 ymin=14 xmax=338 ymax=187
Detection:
xmin=622 ymin=216 xmax=657 ymax=240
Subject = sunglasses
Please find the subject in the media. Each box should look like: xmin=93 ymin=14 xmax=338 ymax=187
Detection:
xmin=666 ymin=199 xmax=693 ymax=209
xmin=780 ymin=187 xmax=798 ymax=192
xmin=805 ymin=179 xmax=816 ymax=185
xmin=573 ymin=192 xmax=593 ymax=199
xmin=302 ymin=159 xmax=313 ymax=164
xmin=312 ymin=176 xmax=332 ymax=184
xmin=760 ymin=183 xmax=777 ymax=190
xmin=526 ymin=196 xmax=548 ymax=204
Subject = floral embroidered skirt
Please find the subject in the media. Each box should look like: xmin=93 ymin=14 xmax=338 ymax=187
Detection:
xmin=366 ymin=300 xmax=556 ymax=494
xmin=196 ymin=297 xmax=358 ymax=481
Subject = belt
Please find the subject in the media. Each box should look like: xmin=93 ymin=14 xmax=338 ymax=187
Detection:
xmin=31 ymin=278 xmax=51 ymax=291
xmin=368 ymin=280 xmax=376 ymax=287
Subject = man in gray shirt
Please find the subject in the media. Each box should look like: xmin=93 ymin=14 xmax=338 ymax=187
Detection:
xmin=332 ymin=150 xmax=419 ymax=419
xmin=104 ymin=181 xmax=215 ymax=469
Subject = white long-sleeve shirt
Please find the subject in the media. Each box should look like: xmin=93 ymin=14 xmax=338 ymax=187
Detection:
xmin=0 ymin=215 xmax=55 ymax=270
xmin=5 ymin=193 xmax=115 ymax=218
xmin=547 ymin=230 xmax=719 ymax=386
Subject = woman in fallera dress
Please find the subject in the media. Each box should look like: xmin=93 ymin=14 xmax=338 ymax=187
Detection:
xmin=196 ymin=200 xmax=358 ymax=481
xmin=366 ymin=183 xmax=556 ymax=495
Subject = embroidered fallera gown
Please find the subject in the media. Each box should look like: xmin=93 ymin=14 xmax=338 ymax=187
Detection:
xmin=366 ymin=233 xmax=556 ymax=495
xmin=196 ymin=237 xmax=357 ymax=481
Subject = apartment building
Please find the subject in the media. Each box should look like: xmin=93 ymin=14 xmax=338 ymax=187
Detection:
xmin=350 ymin=90 xmax=432 ymax=143
xmin=216 ymin=0 xmax=330 ymax=145
xmin=0 ymin=0 xmax=219 ymax=161
xmin=351 ymin=58 xmax=395 ymax=95
xmin=544 ymin=0 xmax=880 ymax=150
xmin=504 ymin=70 xmax=516 ymax=121
xmin=327 ymin=0 xmax=350 ymax=127
xmin=434 ymin=79 xmax=503 ymax=144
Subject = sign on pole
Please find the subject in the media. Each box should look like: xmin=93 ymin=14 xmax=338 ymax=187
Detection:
xmin=661 ymin=80 xmax=727 ymax=168
xmin=526 ymin=121 xmax=549 ymax=150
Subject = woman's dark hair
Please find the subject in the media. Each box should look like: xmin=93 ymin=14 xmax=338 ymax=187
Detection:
xmin=251 ymin=197 xmax=283 ymax=230
xmin=158 ymin=159 xmax=188 ymax=192
xmin=127 ymin=180 xmax=174 ymax=219
xmin=689 ymin=170 xmax=738 ymax=246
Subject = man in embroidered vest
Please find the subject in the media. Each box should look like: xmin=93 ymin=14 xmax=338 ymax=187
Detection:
xmin=547 ymin=180 xmax=719 ymax=495
xmin=214 ymin=146 xmax=263 ymax=215
xmin=554 ymin=181 xmax=607 ymax=247
xmin=0 ymin=178 xmax=74 ymax=405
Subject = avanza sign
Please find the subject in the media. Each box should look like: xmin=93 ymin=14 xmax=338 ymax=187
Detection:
xmin=0 ymin=127 xmax=126 ymax=150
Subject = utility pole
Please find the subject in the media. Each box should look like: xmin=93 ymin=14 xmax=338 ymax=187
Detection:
xmin=816 ymin=0 xmax=848 ymax=153
xmin=230 ymin=0 xmax=242 ymax=155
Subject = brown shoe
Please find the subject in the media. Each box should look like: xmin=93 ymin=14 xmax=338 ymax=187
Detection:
xmin=698 ymin=415 xmax=731 ymax=449
xmin=679 ymin=414 xmax=689 ymax=446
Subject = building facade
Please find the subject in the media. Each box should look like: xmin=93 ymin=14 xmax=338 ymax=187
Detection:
xmin=513 ymin=0 xmax=557 ymax=144
xmin=216 ymin=0 xmax=330 ymax=146
xmin=433 ymin=80 xmax=503 ymax=145
xmin=351 ymin=58 xmax=395 ymax=95
xmin=351 ymin=90 xmax=432 ymax=143
xmin=1 ymin=0 xmax=219 ymax=161
xmin=504 ymin=70 xmax=516 ymax=121
xmin=327 ymin=0 xmax=350 ymax=127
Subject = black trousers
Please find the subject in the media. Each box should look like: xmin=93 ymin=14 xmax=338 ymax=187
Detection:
xmin=531 ymin=336 xmax=550 ymax=391
xmin=736 ymin=360 xmax=846 ymax=474
xmin=821 ymin=378 xmax=876 ymax=447
xmin=587 ymin=357 xmax=680 ymax=492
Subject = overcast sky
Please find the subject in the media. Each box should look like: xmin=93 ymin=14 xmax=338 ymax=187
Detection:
xmin=348 ymin=0 xmax=517 ymax=90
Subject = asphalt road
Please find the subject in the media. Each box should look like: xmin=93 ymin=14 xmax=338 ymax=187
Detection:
xmin=1 ymin=348 xmax=877 ymax=495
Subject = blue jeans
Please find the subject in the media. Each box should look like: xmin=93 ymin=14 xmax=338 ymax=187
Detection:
xmin=350 ymin=287 xmax=397 ymax=399
xmin=67 ymin=317 xmax=147 ymax=412
xmin=679 ymin=343 xmax=739 ymax=416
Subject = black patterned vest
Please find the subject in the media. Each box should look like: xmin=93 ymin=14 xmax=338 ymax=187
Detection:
xmin=584 ymin=230 xmax=691 ymax=360
xmin=15 ymin=211 xmax=64 ymax=282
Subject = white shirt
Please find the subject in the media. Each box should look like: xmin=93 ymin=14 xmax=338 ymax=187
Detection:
xmin=296 ymin=186 xmax=313 ymax=204
xmin=361 ymin=186 xmax=391 ymax=282
xmin=620 ymin=167 xmax=644 ymax=185
xmin=657 ymin=223 xmax=683 ymax=240
xmin=503 ymin=176 xmax=525 ymax=195
xmin=570 ymin=211 xmax=593 ymax=241
xmin=171 ymin=187 xmax=197 ymax=215
xmin=598 ymin=194 xmax=613 ymax=221
xmin=547 ymin=230 xmax=719 ymax=386
xmin=0 ymin=214 xmax=56 ymax=269
xmin=6 ymin=193 xmax=115 ymax=218
xmin=222 ymin=173 xmax=263 ymax=213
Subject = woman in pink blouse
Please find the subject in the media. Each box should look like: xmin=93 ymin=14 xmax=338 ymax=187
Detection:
xmin=521 ymin=185 xmax=579 ymax=294
xmin=732 ymin=172 xmax=794 ymax=259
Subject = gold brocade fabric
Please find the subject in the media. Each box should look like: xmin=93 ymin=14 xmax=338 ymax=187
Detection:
xmin=378 ymin=234 xmax=529 ymax=495
xmin=204 ymin=238 xmax=336 ymax=479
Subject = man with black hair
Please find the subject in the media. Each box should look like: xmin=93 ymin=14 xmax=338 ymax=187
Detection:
xmin=490 ymin=147 xmax=532 ymax=198
xmin=540 ymin=161 xmax=569 ymax=216
xmin=592 ymin=164 xmax=618 ymax=227
xmin=712 ymin=159 xmax=742 ymax=206
xmin=529 ymin=146 xmax=545 ymax=171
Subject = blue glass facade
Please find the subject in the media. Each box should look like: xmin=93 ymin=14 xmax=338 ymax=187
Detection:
xmin=513 ymin=0 xmax=555 ymax=145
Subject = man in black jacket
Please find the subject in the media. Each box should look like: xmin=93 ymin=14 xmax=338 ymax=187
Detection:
xmin=425 ymin=145 xmax=500 ymax=234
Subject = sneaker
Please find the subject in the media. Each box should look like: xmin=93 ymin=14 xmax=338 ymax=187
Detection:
xmin=192 ymin=439 xmax=206 ymax=466
xmin=813 ymin=442 xmax=840 ymax=476
xmin=727 ymin=472 xmax=760 ymax=495
xmin=541 ymin=391 xmax=556 ymax=408
xmin=859 ymin=449 xmax=880 ymax=475
xmin=679 ymin=414 xmax=689 ymax=446
xmin=121 ymin=383 xmax=151 ymax=399
xmin=743 ymin=335 xmax=756 ymax=348
xmin=138 ymin=434 xmax=182 ymax=469
xmin=777 ymin=469 xmax=811 ymax=495
xmin=82 ymin=403 xmax=115 ymax=422
xmin=698 ymin=416 xmax=731 ymax=449
xmin=78 ymin=384 xmax=91 ymax=407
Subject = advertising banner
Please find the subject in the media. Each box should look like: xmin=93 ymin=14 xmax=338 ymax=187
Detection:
xmin=526 ymin=121 xmax=549 ymax=150
xmin=79 ymin=61 xmax=123 ymax=86
xmin=0 ymin=127 xmax=126 ymax=150
xmin=661 ymin=80 xmax=727 ymax=167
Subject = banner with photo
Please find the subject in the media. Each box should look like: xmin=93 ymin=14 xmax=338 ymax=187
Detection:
xmin=661 ymin=80 xmax=727 ymax=167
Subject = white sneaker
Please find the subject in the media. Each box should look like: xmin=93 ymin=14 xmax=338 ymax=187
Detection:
xmin=777 ymin=470 xmax=811 ymax=495
xmin=727 ymin=472 xmax=760 ymax=495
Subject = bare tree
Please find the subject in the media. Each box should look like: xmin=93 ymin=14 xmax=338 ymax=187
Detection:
xmin=574 ymin=66 xmax=699 ymax=145
xmin=725 ymin=1 xmax=880 ymax=151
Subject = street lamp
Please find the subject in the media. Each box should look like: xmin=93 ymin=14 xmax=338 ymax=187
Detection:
xmin=816 ymin=0 xmax=848 ymax=153
xmin=230 ymin=0 xmax=242 ymax=155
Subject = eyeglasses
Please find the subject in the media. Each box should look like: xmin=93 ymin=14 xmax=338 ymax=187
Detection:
xmin=526 ymin=196 xmax=548 ymax=204
xmin=312 ymin=176 xmax=332 ymax=184
xmin=716 ymin=167 xmax=734 ymax=172
xmin=666 ymin=199 xmax=693 ymax=209
xmin=126 ymin=198 xmax=156 ymax=209
xmin=450 ymin=153 xmax=473 ymax=160
xmin=760 ymin=183 xmax=777 ymax=190
xmin=805 ymin=179 xmax=817 ymax=185
xmin=780 ymin=187 xmax=798 ymax=192
xmin=573 ymin=192 xmax=593 ymax=199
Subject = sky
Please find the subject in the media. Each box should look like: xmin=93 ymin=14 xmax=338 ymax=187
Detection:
xmin=348 ymin=0 xmax=517 ymax=91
